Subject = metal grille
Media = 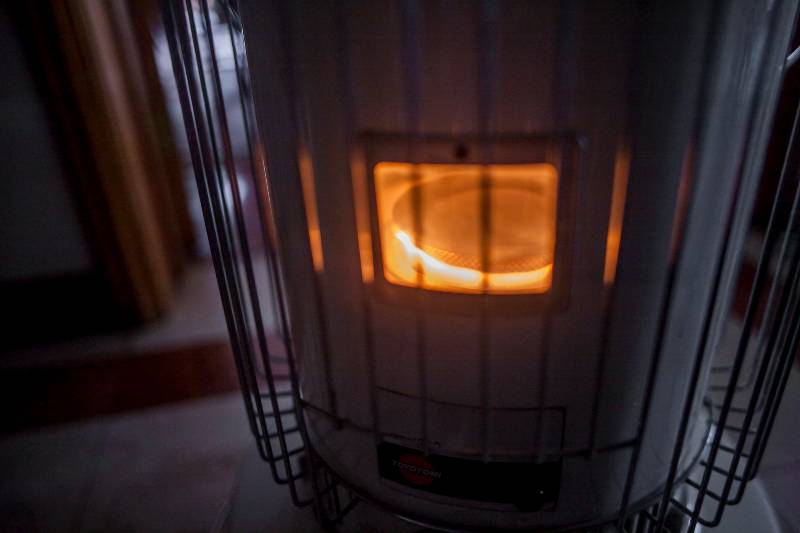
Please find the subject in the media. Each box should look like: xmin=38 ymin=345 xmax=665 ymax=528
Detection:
xmin=161 ymin=0 xmax=357 ymax=525
xmin=163 ymin=0 xmax=800 ymax=530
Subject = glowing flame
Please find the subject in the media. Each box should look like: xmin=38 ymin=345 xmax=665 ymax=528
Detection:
xmin=375 ymin=162 xmax=558 ymax=295
xmin=390 ymin=229 xmax=553 ymax=294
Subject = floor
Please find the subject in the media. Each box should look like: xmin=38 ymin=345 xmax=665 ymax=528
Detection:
xmin=0 ymin=394 xmax=250 ymax=533
xmin=0 ymin=255 xmax=256 ymax=532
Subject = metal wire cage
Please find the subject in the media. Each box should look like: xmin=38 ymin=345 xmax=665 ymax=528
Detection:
xmin=163 ymin=0 xmax=800 ymax=531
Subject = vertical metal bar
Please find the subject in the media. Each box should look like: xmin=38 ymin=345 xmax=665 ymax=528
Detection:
xmin=306 ymin=180 xmax=342 ymax=427
xmin=167 ymin=1 xmax=312 ymax=499
xmin=224 ymin=2 xmax=290 ymax=346
xmin=536 ymin=0 xmax=577 ymax=462
xmin=535 ymin=319 xmax=553 ymax=462
xmin=183 ymin=0 xmax=278 ymax=476
xmin=200 ymin=0 xmax=265 ymax=411
xmin=707 ymin=11 xmax=800 ymax=383
xmin=226 ymin=0 xmax=298 ymax=401
xmin=709 ymin=193 xmax=800 ymax=518
xmin=719 ymin=240 xmax=800 ymax=516
xmin=626 ymin=513 xmax=639 ymax=533
xmin=162 ymin=0 xmax=261 ymax=445
xmin=713 ymin=101 xmax=800 ymax=511
xmin=269 ymin=0 xmax=332 ymax=513
xmin=172 ymin=0 xmax=268 ymax=450
xmin=750 ymin=319 xmax=786 ymax=408
xmin=273 ymin=2 xmax=340 ymax=427
xmin=199 ymin=0 xmax=304 ymax=497
xmin=652 ymin=260 xmax=726 ymax=528
xmin=229 ymin=3 xmax=312 ymax=463
xmin=614 ymin=248 xmax=682 ymax=528
xmin=332 ymin=3 xmax=381 ymax=442
xmin=653 ymin=90 xmax=800 ymax=533
xmin=329 ymin=473 xmax=343 ymax=524
xmin=616 ymin=3 xmax=724 ymax=526
xmin=587 ymin=6 xmax=638 ymax=457
xmin=476 ymin=0 xmax=496 ymax=462
xmin=748 ymin=281 xmax=800 ymax=476
xmin=738 ymin=118 xmax=800 ymax=477
xmin=690 ymin=5 xmax=800 ymax=519
xmin=399 ymin=0 xmax=428 ymax=455
xmin=614 ymin=74 xmax=710 ymax=533
xmin=587 ymin=295 xmax=616 ymax=455
xmin=183 ymin=0 xmax=242 ymax=284
xmin=786 ymin=46 xmax=800 ymax=68
xmin=688 ymin=98 xmax=800 ymax=533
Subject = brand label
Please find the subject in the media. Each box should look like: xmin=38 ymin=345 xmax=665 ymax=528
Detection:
xmin=377 ymin=442 xmax=561 ymax=511
xmin=393 ymin=454 xmax=442 ymax=485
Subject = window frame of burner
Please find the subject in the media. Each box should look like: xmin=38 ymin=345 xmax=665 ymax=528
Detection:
xmin=357 ymin=132 xmax=583 ymax=316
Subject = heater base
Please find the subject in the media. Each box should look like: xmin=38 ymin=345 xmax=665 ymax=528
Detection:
xmin=302 ymin=407 xmax=710 ymax=532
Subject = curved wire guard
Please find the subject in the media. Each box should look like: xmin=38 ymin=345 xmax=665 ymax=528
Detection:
xmin=163 ymin=0 xmax=800 ymax=531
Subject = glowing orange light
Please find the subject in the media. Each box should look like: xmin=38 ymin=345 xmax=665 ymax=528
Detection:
xmin=603 ymin=144 xmax=630 ymax=286
xmin=374 ymin=162 xmax=558 ymax=294
xmin=298 ymin=144 xmax=324 ymax=271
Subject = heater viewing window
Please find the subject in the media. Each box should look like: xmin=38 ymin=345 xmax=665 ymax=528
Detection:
xmin=374 ymin=162 xmax=558 ymax=294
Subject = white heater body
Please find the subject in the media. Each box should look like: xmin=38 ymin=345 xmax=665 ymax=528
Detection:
xmin=229 ymin=0 xmax=796 ymax=530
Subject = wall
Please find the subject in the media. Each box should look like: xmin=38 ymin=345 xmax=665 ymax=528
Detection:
xmin=0 ymin=8 xmax=93 ymax=282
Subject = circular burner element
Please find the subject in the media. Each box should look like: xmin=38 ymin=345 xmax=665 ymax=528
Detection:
xmin=391 ymin=171 xmax=555 ymax=275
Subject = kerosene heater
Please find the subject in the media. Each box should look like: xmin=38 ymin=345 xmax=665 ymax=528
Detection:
xmin=164 ymin=0 xmax=800 ymax=531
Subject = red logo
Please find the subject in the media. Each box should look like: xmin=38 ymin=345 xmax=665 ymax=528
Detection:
xmin=394 ymin=454 xmax=442 ymax=486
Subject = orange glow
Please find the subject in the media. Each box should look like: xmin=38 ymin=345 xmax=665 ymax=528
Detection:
xmin=298 ymin=144 xmax=323 ymax=271
xmin=603 ymin=144 xmax=630 ymax=286
xmin=374 ymin=162 xmax=558 ymax=294
xmin=350 ymin=147 xmax=374 ymax=282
